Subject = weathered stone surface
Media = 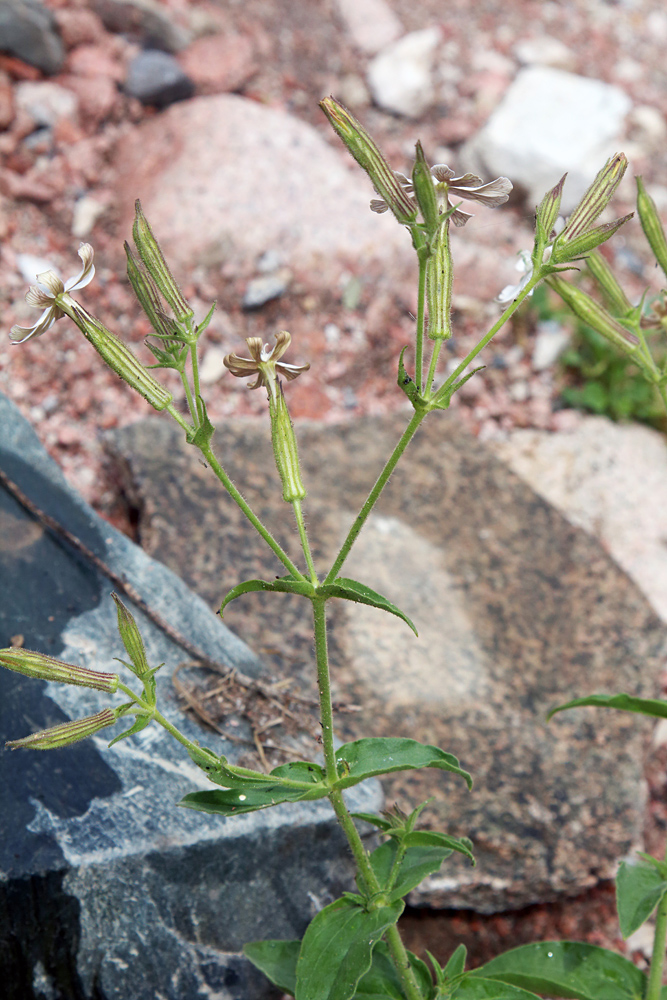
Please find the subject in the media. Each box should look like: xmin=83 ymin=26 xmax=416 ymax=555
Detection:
xmin=492 ymin=415 xmax=667 ymax=624
xmin=114 ymin=93 xmax=414 ymax=277
xmin=0 ymin=391 xmax=380 ymax=1000
xmin=124 ymin=49 xmax=194 ymax=108
xmin=106 ymin=413 xmax=667 ymax=912
xmin=91 ymin=0 xmax=190 ymax=53
xmin=463 ymin=67 xmax=631 ymax=211
xmin=335 ymin=0 xmax=403 ymax=55
xmin=367 ymin=27 xmax=441 ymax=117
xmin=0 ymin=0 xmax=65 ymax=75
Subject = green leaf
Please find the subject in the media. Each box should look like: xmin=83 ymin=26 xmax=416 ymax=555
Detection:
xmin=452 ymin=977 xmax=541 ymax=999
xmin=271 ymin=760 xmax=326 ymax=784
xmin=430 ymin=366 xmax=486 ymax=411
xmin=366 ymin=840 xmax=453 ymax=901
xmin=335 ymin=738 xmax=472 ymax=791
xmin=191 ymin=394 xmax=216 ymax=449
xmin=354 ymin=941 xmax=433 ymax=999
xmin=351 ymin=812 xmax=393 ymax=833
xmin=403 ymin=830 xmax=475 ymax=866
xmin=548 ymin=692 xmax=667 ymax=722
xmin=617 ymin=858 xmax=667 ymax=938
xmin=179 ymin=778 xmax=327 ymax=816
xmin=107 ymin=713 xmax=151 ymax=748
xmin=243 ymin=938 xmax=299 ymax=995
xmin=444 ymin=944 xmax=467 ymax=981
xmin=295 ymin=897 xmax=404 ymax=1000
xmin=474 ymin=940 xmax=650 ymax=999
xmin=220 ymin=575 xmax=316 ymax=615
xmin=317 ymin=578 xmax=418 ymax=636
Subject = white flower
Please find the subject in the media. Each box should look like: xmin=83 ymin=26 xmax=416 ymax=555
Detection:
xmin=497 ymin=246 xmax=554 ymax=304
xmin=224 ymin=331 xmax=310 ymax=390
xmin=371 ymin=164 xmax=512 ymax=227
xmin=10 ymin=243 xmax=95 ymax=343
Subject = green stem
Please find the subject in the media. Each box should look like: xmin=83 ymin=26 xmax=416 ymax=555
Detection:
xmin=312 ymin=596 xmax=337 ymax=784
xmin=180 ymin=368 xmax=198 ymax=426
xmin=324 ymin=409 xmax=427 ymax=584
xmin=199 ymin=441 xmax=306 ymax=581
xmin=424 ymin=339 xmax=443 ymax=397
xmin=646 ymin=843 xmax=667 ymax=1000
xmin=415 ymin=253 xmax=428 ymax=393
xmin=189 ymin=341 xmax=205 ymax=424
xmin=293 ymin=498 xmax=319 ymax=584
xmin=166 ymin=402 xmax=194 ymax=436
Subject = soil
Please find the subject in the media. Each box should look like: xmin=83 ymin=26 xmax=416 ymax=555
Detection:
xmin=3 ymin=0 xmax=667 ymax=981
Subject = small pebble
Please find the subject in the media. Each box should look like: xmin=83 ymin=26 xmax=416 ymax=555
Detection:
xmin=242 ymin=270 xmax=291 ymax=309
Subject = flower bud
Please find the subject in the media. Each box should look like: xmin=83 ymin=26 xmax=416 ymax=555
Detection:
xmin=551 ymin=214 xmax=633 ymax=264
xmin=125 ymin=242 xmax=179 ymax=339
xmin=560 ymin=154 xmax=627 ymax=243
xmin=6 ymin=708 xmax=118 ymax=750
xmin=62 ymin=301 xmax=173 ymax=411
xmin=319 ymin=97 xmax=417 ymax=224
xmin=585 ymin=251 xmax=633 ymax=316
xmin=535 ymin=174 xmax=566 ymax=244
xmin=269 ymin=381 xmax=306 ymax=502
xmin=426 ymin=222 xmax=453 ymax=340
xmin=411 ymin=142 xmax=439 ymax=232
xmin=132 ymin=201 xmax=194 ymax=323
xmin=112 ymin=593 xmax=149 ymax=677
xmin=547 ymin=274 xmax=639 ymax=354
xmin=0 ymin=648 xmax=118 ymax=692
xmin=636 ymin=176 xmax=667 ymax=282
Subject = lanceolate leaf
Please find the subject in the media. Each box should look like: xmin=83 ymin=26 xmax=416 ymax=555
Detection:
xmin=354 ymin=941 xmax=433 ymax=999
xmin=548 ymin=692 xmax=667 ymax=721
xmin=404 ymin=829 xmax=476 ymax=865
xmin=366 ymin=839 xmax=454 ymax=901
xmin=474 ymin=940 xmax=651 ymax=1000
xmin=179 ymin=778 xmax=327 ymax=816
xmin=616 ymin=858 xmax=667 ymax=939
xmin=334 ymin=737 xmax=472 ymax=790
xmin=244 ymin=939 xmax=300 ymax=995
xmin=295 ymin=897 xmax=404 ymax=1000
xmin=220 ymin=576 xmax=316 ymax=614
xmin=318 ymin=578 xmax=418 ymax=636
xmin=452 ymin=978 xmax=542 ymax=999
xmin=107 ymin=714 xmax=151 ymax=748
xmin=397 ymin=345 xmax=425 ymax=408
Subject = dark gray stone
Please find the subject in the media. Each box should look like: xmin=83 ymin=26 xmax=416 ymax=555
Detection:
xmin=243 ymin=271 xmax=291 ymax=310
xmin=0 ymin=0 xmax=65 ymax=75
xmin=0 ymin=391 xmax=380 ymax=1000
xmin=92 ymin=0 xmax=190 ymax=54
xmin=106 ymin=413 xmax=667 ymax=912
xmin=124 ymin=49 xmax=194 ymax=108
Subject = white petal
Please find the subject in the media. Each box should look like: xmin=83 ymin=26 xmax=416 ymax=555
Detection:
xmin=9 ymin=306 xmax=59 ymax=342
xmin=26 ymin=284 xmax=55 ymax=308
xmin=65 ymin=243 xmax=95 ymax=292
xmin=36 ymin=270 xmax=64 ymax=297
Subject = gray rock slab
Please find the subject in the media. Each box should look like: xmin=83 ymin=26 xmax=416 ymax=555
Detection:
xmin=462 ymin=67 xmax=631 ymax=211
xmin=113 ymin=93 xmax=414 ymax=277
xmin=106 ymin=412 xmax=667 ymax=912
xmin=92 ymin=0 xmax=190 ymax=53
xmin=0 ymin=391 xmax=380 ymax=1000
xmin=124 ymin=49 xmax=194 ymax=108
xmin=0 ymin=0 xmax=65 ymax=74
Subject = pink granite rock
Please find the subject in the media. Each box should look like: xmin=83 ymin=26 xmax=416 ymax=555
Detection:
xmin=176 ymin=32 xmax=256 ymax=95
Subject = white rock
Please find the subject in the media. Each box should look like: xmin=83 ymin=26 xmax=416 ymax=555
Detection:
xmin=335 ymin=0 xmax=402 ymax=55
xmin=492 ymin=416 xmax=667 ymax=622
xmin=367 ymin=27 xmax=441 ymax=118
xmin=198 ymin=346 xmax=228 ymax=385
xmin=115 ymin=95 xmax=413 ymax=276
xmin=71 ymin=195 xmax=107 ymax=238
xmin=14 ymin=81 xmax=78 ymax=126
xmin=462 ymin=67 xmax=631 ymax=212
xmin=16 ymin=253 xmax=59 ymax=284
xmin=531 ymin=320 xmax=570 ymax=371
xmin=513 ymin=37 xmax=574 ymax=70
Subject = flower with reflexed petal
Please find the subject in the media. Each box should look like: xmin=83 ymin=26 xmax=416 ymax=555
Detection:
xmin=10 ymin=243 xmax=95 ymax=343
xmin=224 ymin=331 xmax=310 ymax=390
xmin=371 ymin=165 xmax=512 ymax=227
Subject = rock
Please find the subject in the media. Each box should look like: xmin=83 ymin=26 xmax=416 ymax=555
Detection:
xmin=462 ymin=67 xmax=632 ymax=212
xmin=513 ymin=36 xmax=574 ymax=70
xmin=106 ymin=413 xmax=666 ymax=912
xmin=0 ymin=0 xmax=65 ymax=75
xmin=335 ymin=0 xmax=403 ymax=55
xmin=114 ymin=94 xmax=414 ymax=278
xmin=16 ymin=251 xmax=60 ymax=283
xmin=0 ymin=391 xmax=380 ymax=999
xmin=367 ymin=27 xmax=441 ymax=117
xmin=66 ymin=42 xmax=125 ymax=82
xmin=61 ymin=73 xmax=118 ymax=126
xmin=91 ymin=0 xmax=190 ymax=53
xmin=492 ymin=415 xmax=667 ymax=625
xmin=124 ymin=49 xmax=194 ymax=107
xmin=71 ymin=193 xmax=108 ymax=237
xmin=243 ymin=269 xmax=292 ymax=309
xmin=14 ymin=80 xmax=78 ymax=127
xmin=531 ymin=320 xmax=570 ymax=371
xmin=198 ymin=346 xmax=228 ymax=385
xmin=177 ymin=32 xmax=256 ymax=95
xmin=53 ymin=7 xmax=107 ymax=49
xmin=0 ymin=69 xmax=15 ymax=129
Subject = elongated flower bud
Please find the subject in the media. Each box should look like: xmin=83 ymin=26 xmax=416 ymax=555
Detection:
xmin=61 ymin=301 xmax=173 ymax=411
xmin=0 ymin=648 xmax=118 ymax=692
xmin=426 ymin=221 xmax=453 ymax=340
xmin=547 ymin=274 xmax=639 ymax=354
xmin=412 ymin=141 xmax=439 ymax=233
xmin=268 ymin=381 xmax=306 ymax=502
xmin=636 ymin=176 xmax=667 ymax=282
xmin=320 ymin=97 xmax=417 ymax=224
xmin=536 ymin=174 xmax=566 ymax=244
xmin=586 ymin=252 xmax=633 ymax=316
xmin=112 ymin=593 xmax=149 ymax=677
xmin=560 ymin=154 xmax=627 ymax=243
xmin=125 ymin=242 xmax=179 ymax=339
xmin=6 ymin=708 xmax=118 ymax=750
xmin=132 ymin=201 xmax=194 ymax=323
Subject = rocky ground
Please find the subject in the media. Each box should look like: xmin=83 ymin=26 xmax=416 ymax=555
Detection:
xmin=3 ymin=0 xmax=667 ymax=981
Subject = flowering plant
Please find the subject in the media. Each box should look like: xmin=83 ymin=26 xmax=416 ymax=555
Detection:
xmin=4 ymin=98 xmax=667 ymax=999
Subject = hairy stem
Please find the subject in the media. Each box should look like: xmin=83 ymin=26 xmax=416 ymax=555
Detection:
xmin=293 ymin=498 xmax=319 ymax=585
xmin=646 ymin=850 xmax=667 ymax=1000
